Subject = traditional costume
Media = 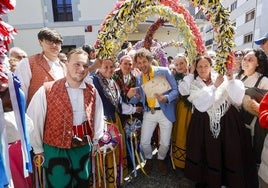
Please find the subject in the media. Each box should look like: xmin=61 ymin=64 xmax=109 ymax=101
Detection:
xmin=14 ymin=53 xmax=65 ymax=105
xmin=112 ymin=68 xmax=142 ymax=125
xmin=184 ymin=76 xmax=258 ymax=187
xmin=27 ymin=78 xmax=104 ymax=187
xmin=92 ymin=71 xmax=136 ymax=187
xmin=237 ymin=72 xmax=268 ymax=165
xmin=172 ymin=73 xmax=193 ymax=168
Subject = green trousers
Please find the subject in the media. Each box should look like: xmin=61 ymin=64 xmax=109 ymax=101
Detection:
xmin=43 ymin=143 xmax=92 ymax=188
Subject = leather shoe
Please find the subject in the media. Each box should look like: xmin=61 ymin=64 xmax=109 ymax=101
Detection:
xmin=157 ymin=159 xmax=168 ymax=175
xmin=143 ymin=159 xmax=153 ymax=174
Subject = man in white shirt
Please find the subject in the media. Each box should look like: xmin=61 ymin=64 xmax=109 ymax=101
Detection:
xmin=27 ymin=48 xmax=104 ymax=187
xmin=14 ymin=27 xmax=65 ymax=105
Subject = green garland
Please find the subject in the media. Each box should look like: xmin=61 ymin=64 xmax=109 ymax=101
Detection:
xmin=190 ymin=0 xmax=235 ymax=74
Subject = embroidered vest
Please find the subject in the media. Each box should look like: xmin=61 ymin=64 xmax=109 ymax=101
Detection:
xmin=27 ymin=54 xmax=63 ymax=105
xmin=43 ymin=78 xmax=96 ymax=149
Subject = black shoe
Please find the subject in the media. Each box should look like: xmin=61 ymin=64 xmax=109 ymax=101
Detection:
xmin=195 ymin=182 xmax=207 ymax=188
xmin=157 ymin=159 xmax=168 ymax=175
xmin=143 ymin=159 xmax=153 ymax=174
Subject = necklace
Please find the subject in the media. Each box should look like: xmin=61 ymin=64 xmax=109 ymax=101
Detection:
xmin=95 ymin=72 xmax=120 ymax=110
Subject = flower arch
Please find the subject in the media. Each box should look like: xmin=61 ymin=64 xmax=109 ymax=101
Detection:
xmin=95 ymin=2 xmax=198 ymax=63
xmin=95 ymin=0 xmax=235 ymax=74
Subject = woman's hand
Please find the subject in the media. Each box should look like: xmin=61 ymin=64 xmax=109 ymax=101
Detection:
xmin=214 ymin=74 xmax=224 ymax=88
xmin=225 ymin=69 xmax=233 ymax=80
xmin=189 ymin=62 xmax=195 ymax=74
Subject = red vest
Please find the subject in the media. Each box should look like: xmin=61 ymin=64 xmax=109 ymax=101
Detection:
xmin=43 ymin=78 xmax=95 ymax=149
xmin=27 ymin=54 xmax=64 ymax=105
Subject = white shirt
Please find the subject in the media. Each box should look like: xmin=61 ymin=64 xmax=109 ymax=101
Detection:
xmin=188 ymin=76 xmax=245 ymax=112
xmin=4 ymin=111 xmax=33 ymax=144
xmin=27 ymin=80 xmax=105 ymax=154
xmin=238 ymin=72 xmax=268 ymax=90
xmin=178 ymin=73 xmax=194 ymax=96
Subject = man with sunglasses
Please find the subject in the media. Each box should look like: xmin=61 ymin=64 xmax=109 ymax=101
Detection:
xmin=14 ymin=27 xmax=65 ymax=106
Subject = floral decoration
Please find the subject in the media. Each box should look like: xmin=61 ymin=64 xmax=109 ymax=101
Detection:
xmin=136 ymin=5 xmax=197 ymax=63
xmin=133 ymin=39 xmax=185 ymax=67
xmin=95 ymin=1 xmax=198 ymax=63
xmin=143 ymin=18 xmax=166 ymax=50
xmin=0 ymin=0 xmax=17 ymax=56
xmin=95 ymin=0 xmax=157 ymax=59
xmin=0 ymin=21 xmax=17 ymax=55
xmin=0 ymin=0 xmax=16 ymax=87
xmin=188 ymin=0 xmax=235 ymax=74
xmin=160 ymin=0 xmax=205 ymax=55
xmin=0 ymin=0 xmax=16 ymax=15
xmin=96 ymin=0 xmax=234 ymax=74
xmin=133 ymin=18 xmax=167 ymax=66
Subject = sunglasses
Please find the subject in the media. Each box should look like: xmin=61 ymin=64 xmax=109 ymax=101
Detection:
xmin=262 ymin=39 xmax=267 ymax=45
xmin=234 ymin=53 xmax=243 ymax=57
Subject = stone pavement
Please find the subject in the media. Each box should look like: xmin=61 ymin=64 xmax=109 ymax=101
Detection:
xmin=122 ymin=157 xmax=195 ymax=188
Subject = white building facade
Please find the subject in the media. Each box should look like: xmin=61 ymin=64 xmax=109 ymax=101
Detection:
xmin=6 ymin=0 xmax=117 ymax=55
xmin=201 ymin=0 xmax=268 ymax=51
xmin=6 ymin=0 xmax=198 ymax=58
xmin=7 ymin=0 xmax=265 ymax=57
xmin=225 ymin=0 xmax=268 ymax=50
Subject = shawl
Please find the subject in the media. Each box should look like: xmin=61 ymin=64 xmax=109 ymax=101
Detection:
xmin=94 ymin=71 xmax=121 ymax=112
xmin=189 ymin=77 xmax=231 ymax=138
xmin=112 ymin=69 xmax=136 ymax=102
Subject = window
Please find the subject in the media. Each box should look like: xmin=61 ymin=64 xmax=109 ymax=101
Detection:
xmin=230 ymin=1 xmax=237 ymax=12
xmin=244 ymin=33 xmax=253 ymax=43
xmin=205 ymin=39 xmax=213 ymax=46
xmin=245 ymin=10 xmax=255 ymax=23
xmin=52 ymin=0 xmax=73 ymax=22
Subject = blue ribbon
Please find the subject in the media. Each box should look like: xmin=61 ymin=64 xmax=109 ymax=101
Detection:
xmin=12 ymin=74 xmax=32 ymax=173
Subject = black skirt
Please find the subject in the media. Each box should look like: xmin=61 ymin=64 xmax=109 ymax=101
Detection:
xmin=184 ymin=105 xmax=258 ymax=188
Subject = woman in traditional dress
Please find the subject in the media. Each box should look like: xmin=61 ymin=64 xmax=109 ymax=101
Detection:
xmin=171 ymin=54 xmax=193 ymax=169
xmin=184 ymin=55 xmax=258 ymax=188
xmin=92 ymin=58 xmax=142 ymax=187
xmin=236 ymin=49 xmax=268 ymax=166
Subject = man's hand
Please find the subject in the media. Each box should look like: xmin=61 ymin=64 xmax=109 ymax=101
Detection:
xmin=88 ymin=58 xmax=102 ymax=73
xmin=33 ymin=153 xmax=45 ymax=167
xmin=127 ymin=87 xmax=139 ymax=98
xmin=135 ymin=106 xmax=143 ymax=113
xmin=154 ymin=93 xmax=168 ymax=103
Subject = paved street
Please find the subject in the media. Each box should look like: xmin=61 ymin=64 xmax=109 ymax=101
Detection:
xmin=122 ymin=157 xmax=195 ymax=188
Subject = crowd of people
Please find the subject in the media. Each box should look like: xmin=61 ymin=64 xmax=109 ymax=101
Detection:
xmin=1 ymin=27 xmax=268 ymax=188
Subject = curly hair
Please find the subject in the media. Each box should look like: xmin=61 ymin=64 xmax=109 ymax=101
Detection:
xmin=236 ymin=49 xmax=268 ymax=78
xmin=134 ymin=48 xmax=153 ymax=63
